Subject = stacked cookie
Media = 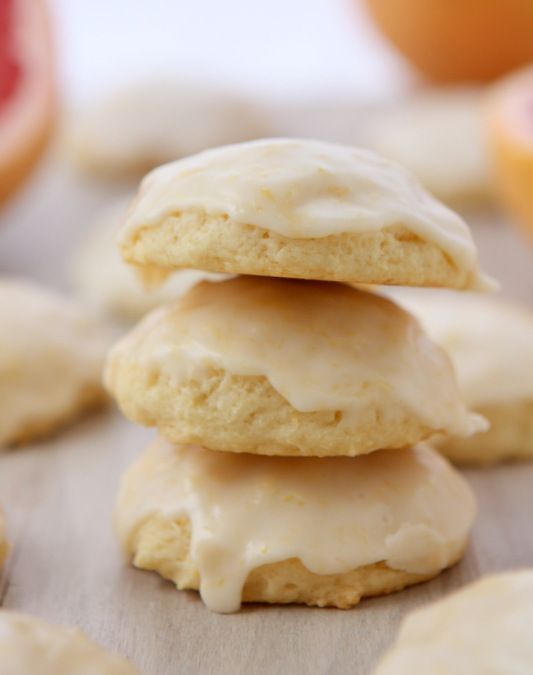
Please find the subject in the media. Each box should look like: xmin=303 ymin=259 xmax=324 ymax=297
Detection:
xmin=105 ymin=139 xmax=492 ymax=613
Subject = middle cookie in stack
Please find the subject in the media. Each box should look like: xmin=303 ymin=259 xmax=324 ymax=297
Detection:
xmin=106 ymin=139 xmax=492 ymax=613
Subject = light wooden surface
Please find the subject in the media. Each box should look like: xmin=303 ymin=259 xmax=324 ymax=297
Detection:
xmin=0 ymin=140 xmax=533 ymax=675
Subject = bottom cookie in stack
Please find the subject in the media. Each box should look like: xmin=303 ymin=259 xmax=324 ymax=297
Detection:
xmin=113 ymin=438 xmax=476 ymax=613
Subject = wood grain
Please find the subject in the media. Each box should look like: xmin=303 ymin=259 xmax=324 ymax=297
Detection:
xmin=0 ymin=139 xmax=532 ymax=675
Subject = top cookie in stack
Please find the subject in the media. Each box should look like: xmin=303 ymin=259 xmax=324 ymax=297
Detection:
xmin=116 ymin=138 xmax=494 ymax=290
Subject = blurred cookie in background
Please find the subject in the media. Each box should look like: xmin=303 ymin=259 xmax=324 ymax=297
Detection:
xmin=0 ymin=611 xmax=141 ymax=674
xmin=373 ymin=570 xmax=533 ymax=675
xmin=0 ymin=279 xmax=110 ymax=448
xmin=70 ymin=197 xmax=227 ymax=323
xmin=388 ymin=287 xmax=533 ymax=465
xmin=62 ymin=79 xmax=268 ymax=180
xmin=364 ymin=89 xmax=492 ymax=206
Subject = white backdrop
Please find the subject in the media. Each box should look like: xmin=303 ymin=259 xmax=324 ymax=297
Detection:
xmin=49 ymin=0 xmax=413 ymax=105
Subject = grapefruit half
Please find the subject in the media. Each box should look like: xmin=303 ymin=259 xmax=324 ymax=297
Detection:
xmin=487 ymin=67 xmax=533 ymax=242
xmin=364 ymin=0 xmax=533 ymax=83
xmin=0 ymin=0 xmax=55 ymax=205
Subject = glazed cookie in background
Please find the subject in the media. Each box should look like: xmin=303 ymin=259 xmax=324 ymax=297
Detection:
xmin=0 ymin=611 xmax=141 ymax=674
xmin=62 ymin=79 xmax=267 ymax=180
xmin=70 ymin=198 xmax=227 ymax=322
xmin=115 ymin=438 xmax=476 ymax=614
xmin=0 ymin=279 xmax=110 ymax=447
xmin=117 ymin=138 xmax=494 ymax=291
xmin=373 ymin=570 xmax=533 ymax=675
xmin=388 ymin=288 xmax=533 ymax=465
xmin=364 ymin=89 xmax=493 ymax=205
xmin=105 ymin=277 xmax=486 ymax=458
xmin=0 ymin=507 xmax=9 ymax=568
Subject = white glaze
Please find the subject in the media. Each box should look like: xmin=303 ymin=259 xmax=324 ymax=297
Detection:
xmin=117 ymin=139 xmax=493 ymax=290
xmin=387 ymin=288 xmax=533 ymax=407
xmin=374 ymin=570 xmax=533 ymax=675
xmin=106 ymin=277 xmax=486 ymax=438
xmin=115 ymin=439 xmax=476 ymax=613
